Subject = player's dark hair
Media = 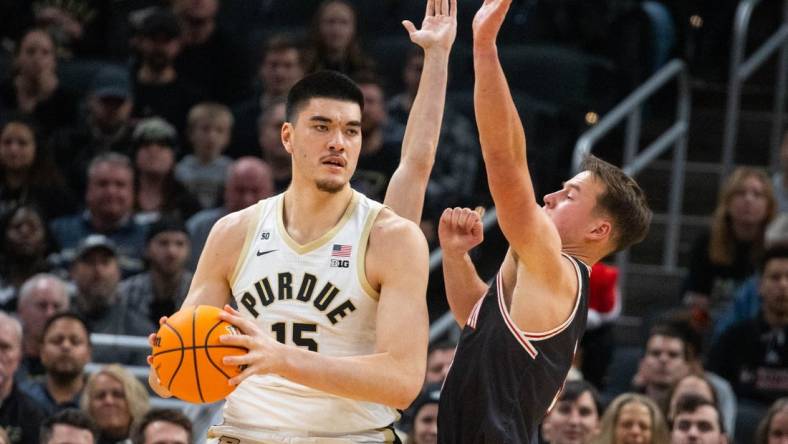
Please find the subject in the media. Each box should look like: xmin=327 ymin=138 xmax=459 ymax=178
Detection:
xmin=41 ymin=312 xmax=91 ymax=345
xmin=131 ymin=408 xmax=192 ymax=444
xmin=40 ymin=408 xmax=98 ymax=444
xmin=760 ymin=244 xmax=788 ymax=273
xmin=557 ymin=380 xmax=602 ymax=417
xmin=286 ymin=70 xmax=364 ymax=122
xmin=581 ymin=155 xmax=651 ymax=253
xmin=672 ymin=393 xmax=725 ymax=434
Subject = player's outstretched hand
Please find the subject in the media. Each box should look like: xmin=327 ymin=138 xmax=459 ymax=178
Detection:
xmin=472 ymin=0 xmax=512 ymax=47
xmin=147 ymin=316 xmax=173 ymax=398
xmin=439 ymin=207 xmax=484 ymax=256
xmin=402 ymin=0 xmax=457 ymax=53
xmin=219 ymin=305 xmax=287 ymax=386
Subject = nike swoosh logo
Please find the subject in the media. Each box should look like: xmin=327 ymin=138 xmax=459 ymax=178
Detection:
xmin=256 ymin=249 xmax=277 ymax=256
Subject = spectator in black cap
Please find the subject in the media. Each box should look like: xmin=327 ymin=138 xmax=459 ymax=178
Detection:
xmin=131 ymin=117 xmax=201 ymax=225
xmin=50 ymin=66 xmax=136 ymax=196
xmin=131 ymin=7 xmax=202 ymax=135
xmin=119 ymin=218 xmax=192 ymax=325
xmin=406 ymin=383 xmax=440 ymax=444
xmin=69 ymin=234 xmax=153 ymax=366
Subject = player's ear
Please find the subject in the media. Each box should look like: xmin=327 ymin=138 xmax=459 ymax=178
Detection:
xmin=588 ymin=219 xmax=611 ymax=241
xmin=281 ymin=122 xmax=294 ymax=155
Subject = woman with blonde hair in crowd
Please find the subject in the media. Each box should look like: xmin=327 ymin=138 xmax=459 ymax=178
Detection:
xmin=80 ymin=364 xmax=149 ymax=444
xmin=683 ymin=167 xmax=776 ymax=330
xmin=592 ymin=393 xmax=670 ymax=444
xmin=755 ymin=398 xmax=788 ymax=444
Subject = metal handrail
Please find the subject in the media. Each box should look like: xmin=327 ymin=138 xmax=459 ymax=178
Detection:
xmin=721 ymin=0 xmax=788 ymax=179
xmin=573 ymin=59 xmax=690 ymax=273
xmin=572 ymin=59 xmax=690 ymax=308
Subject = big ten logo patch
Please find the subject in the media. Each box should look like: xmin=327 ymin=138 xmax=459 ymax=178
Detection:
xmin=330 ymin=258 xmax=350 ymax=268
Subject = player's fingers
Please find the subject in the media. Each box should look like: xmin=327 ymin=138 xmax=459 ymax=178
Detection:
xmin=222 ymin=314 xmax=258 ymax=337
xmin=465 ymin=210 xmax=481 ymax=232
xmin=222 ymin=353 xmax=254 ymax=366
xmin=401 ymin=20 xmax=417 ymax=35
xmin=456 ymin=208 xmax=470 ymax=230
xmin=158 ymin=316 xmax=168 ymax=325
xmin=426 ymin=0 xmax=434 ymax=17
xmin=228 ymin=365 xmax=257 ymax=386
xmin=219 ymin=333 xmax=252 ymax=348
xmin=439 ymin=208 xmax=453 ymax=225
xmin=450 ymin=0 xmax=458 ymax=17
xmin=148 ymin=333 xmax=157 ymax=346
xmin=441 ymin=0 xmax=449 ymax=16
xmin=449 ymin=207 xmax=462 ymax=229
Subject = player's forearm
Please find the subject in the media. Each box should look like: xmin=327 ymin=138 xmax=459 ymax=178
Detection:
xmin=473 ymin=45 xmax=526 ymax=165
xmin=277 ymin=348 xmax=424 ymax=410
xmin=442 ymin=251 xmax=488 ymax=327
xmin=400 ymin=48 xmax=450 ymax=170
xmin=386 ymin=49 xmax=450 ymax=223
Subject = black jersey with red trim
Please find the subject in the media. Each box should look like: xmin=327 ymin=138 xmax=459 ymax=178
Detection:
xmin=437 ymin=254 xmax=590 ymax=444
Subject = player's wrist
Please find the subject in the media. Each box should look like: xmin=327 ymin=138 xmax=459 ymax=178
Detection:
xmin=423 ymin=46 xmax=452 ymax=60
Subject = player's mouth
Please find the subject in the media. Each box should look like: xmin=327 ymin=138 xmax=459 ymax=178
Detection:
xmin=321 ymin=156 xmax=346 ymax=170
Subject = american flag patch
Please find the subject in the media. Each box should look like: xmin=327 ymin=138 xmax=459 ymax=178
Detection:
xmin=331 ymin=244 xmax=352 ymax=257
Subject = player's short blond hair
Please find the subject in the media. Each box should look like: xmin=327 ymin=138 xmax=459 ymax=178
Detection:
xmin=187 ymin=102 xmax=234 ymax=130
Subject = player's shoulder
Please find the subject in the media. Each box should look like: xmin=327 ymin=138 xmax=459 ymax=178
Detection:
xmin=368 ymin=207 xmax=427 ymax=252
xmin=212 ymin=202 xmax=263 ymax=238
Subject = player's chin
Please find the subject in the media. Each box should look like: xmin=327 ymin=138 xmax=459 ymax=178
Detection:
xmin=315 ymin=177 xmax=347 ymax=194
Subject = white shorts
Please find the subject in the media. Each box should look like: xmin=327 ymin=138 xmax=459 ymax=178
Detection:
xmin=206 ymin=424 xmax=400 ymax=444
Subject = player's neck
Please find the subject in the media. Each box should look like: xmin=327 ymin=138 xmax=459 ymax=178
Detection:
xmin=560 ymin=244 xmax=598 ymax=268
xmin=281 ymin=186 xmax=354 ymax=245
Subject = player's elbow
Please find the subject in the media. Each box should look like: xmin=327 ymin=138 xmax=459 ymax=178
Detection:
xmin=391 ymin=373 xmax=423 ymax=410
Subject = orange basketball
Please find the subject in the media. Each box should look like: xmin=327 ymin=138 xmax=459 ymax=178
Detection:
xmin=151 ymin=305 xmax=247 ymax=403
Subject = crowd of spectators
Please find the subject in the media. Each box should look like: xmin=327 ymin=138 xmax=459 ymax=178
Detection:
xmin=0 ymin=0 xmax=784 ymax=443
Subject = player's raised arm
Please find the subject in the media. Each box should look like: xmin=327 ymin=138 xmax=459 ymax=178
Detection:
xmin=384 ymin=0 xmax=456 ymax=223
xmin=219 ymin=212 xmax=429 ymax=409
xmin=471 ymin=0 xmax=562 ymax=268
xmin=438 ymin=207 xmax=489 ymax=326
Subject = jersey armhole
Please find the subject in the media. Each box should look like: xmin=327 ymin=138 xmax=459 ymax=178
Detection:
xmin=228 ymin=200 xmax=265 ymax=288
xmin=357 ymin=204 xmax=385 ymax=301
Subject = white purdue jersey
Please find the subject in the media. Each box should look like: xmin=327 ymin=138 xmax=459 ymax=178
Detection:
xmin=210 ymin=191 xmax=399 ymax=442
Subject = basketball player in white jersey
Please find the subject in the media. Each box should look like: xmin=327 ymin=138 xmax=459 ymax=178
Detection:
xmin=147 ymin=1 xmax=458 ymax=442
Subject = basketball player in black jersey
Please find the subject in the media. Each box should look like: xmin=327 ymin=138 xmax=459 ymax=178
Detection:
xmin=435 ymin=1 xmax=652 ymax=442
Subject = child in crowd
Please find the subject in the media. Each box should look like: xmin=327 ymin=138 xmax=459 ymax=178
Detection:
xmin=175 ymin=102 xmax=233 ymax=209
